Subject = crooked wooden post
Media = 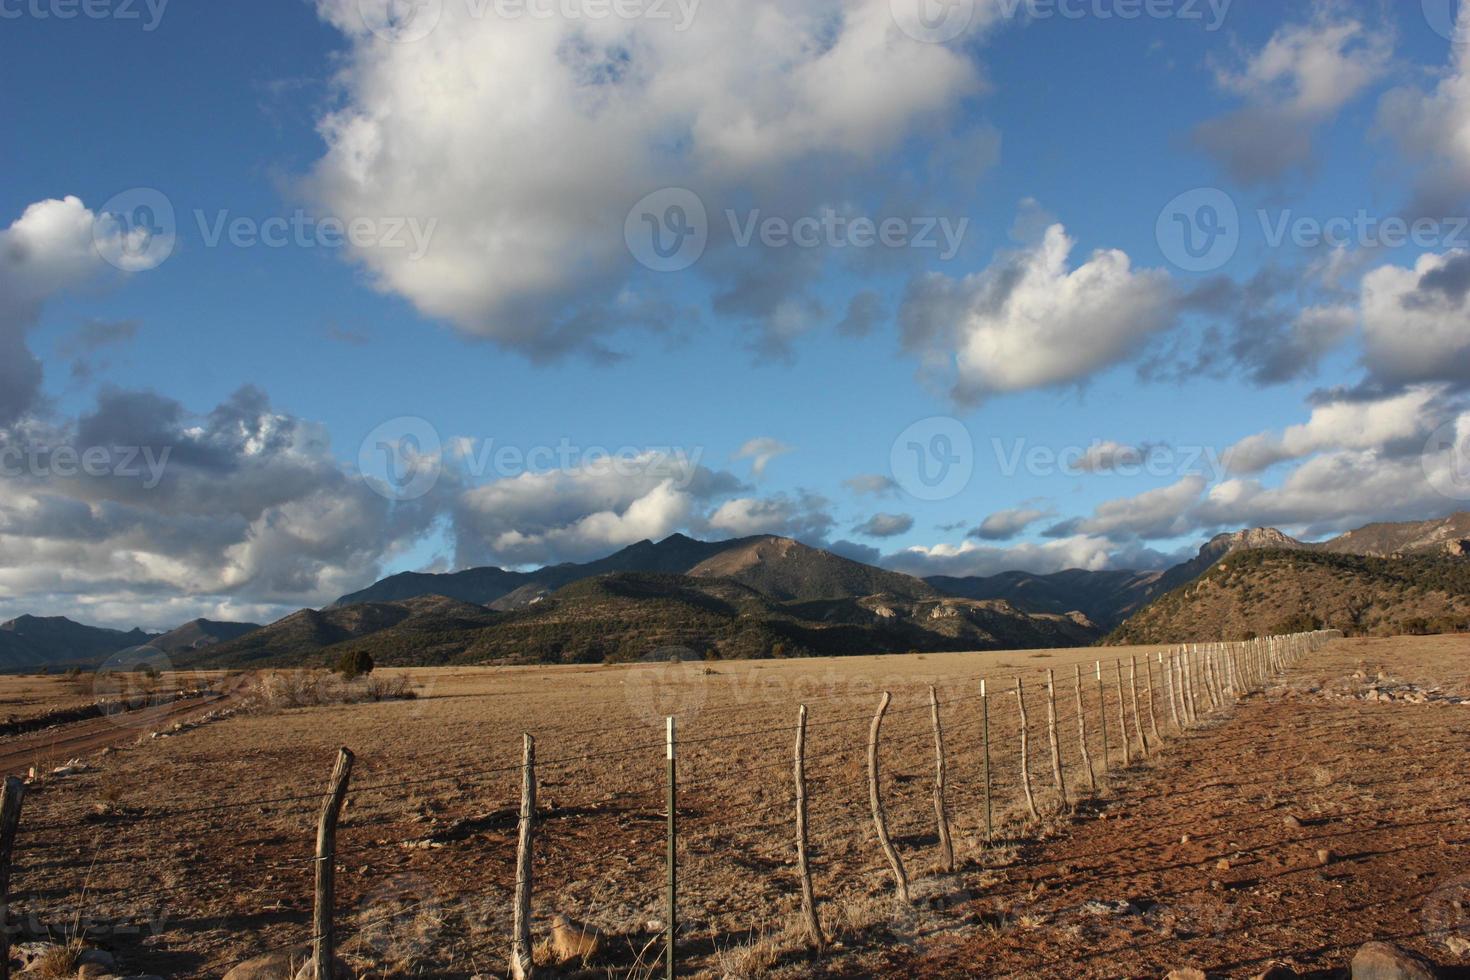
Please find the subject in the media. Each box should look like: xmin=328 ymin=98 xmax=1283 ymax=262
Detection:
xmin=1114 ymin=660 xmax=1131 ymax=767
xmin=314 ymin=748 xmax=354 ymax=980
xmin=1045 ymin=671 xmax=1066 ymax=809
xmin=980 ymin=679 xmax=993 ymax=842
xmin=1144 ymin=654 xmax=1161 ymax=746
xmin=511 ymin=735 xmax=536 ymax=980
xmin=868 ymin=693 xmax=910 ymax=901
xmin=794 ymin=706 xmax=825 ymax=951
xmin=929 ymin=687 xmax=955 ymax=872
xmin=1129 ymin=657 xmax=1148 ymax=759
xmin=1073 ymin=664 xmax=1095 ymax=793
xmin=1095 ymin=661 xmax=1110 ymax=775
xmin=1016 ymin=677 xmax=1039 ymax=821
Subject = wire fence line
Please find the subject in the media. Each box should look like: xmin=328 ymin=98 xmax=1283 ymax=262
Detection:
xmin=0 ymin=631 xmax=1338 ymax=979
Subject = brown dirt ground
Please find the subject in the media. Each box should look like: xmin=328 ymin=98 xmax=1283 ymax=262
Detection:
xmin=5 ymin=636 xmax=1468 ymax=979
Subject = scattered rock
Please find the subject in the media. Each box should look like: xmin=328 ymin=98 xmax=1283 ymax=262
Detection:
xmin=1446 ymin=936 xmax=1470 ymax=957
xmin=1284 ymin=815 xmax=1303 ymax=830
xmin=291 ymin=958 xmax=352 ymax=980
xmin=221 ymin=949 xmax=310 ymax=980
xmin=550 ymin=913 xmax=601 ymax=965
xmin=1216 ymin=858 xmax=1231 ymax=871
xmin=1350 ymin=941 xmax=1439 ymax=979
xmin=1254 ymin=965 xmax=1298 ymax=979
xmin=1180 ymin=834 xmax=1192 ymax=844
xmin=76 ymin=963 xmax=113 ymax=979
xmin=77 ymin=950 xmax=116 ymax=970
xmin=1317 ymin=849 xmax=1336 ymax=866
xmin=1166 ymin=970 xmax=1208 ymax=980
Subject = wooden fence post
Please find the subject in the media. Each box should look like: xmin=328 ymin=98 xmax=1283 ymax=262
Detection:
xmin=1128 ymin=657 xmax=1147 ymax=759
xmin=1165 ymin=650 xmax=1180 ymax=731
xmin=1045 ymin=671 xmax=1066 ymax=809
xmin=0 ymin=777 xmax=25 ymax=980
xmin=1095 ymin=661 xmax=1109 ymax=775
xmin=1144 ymin=654 xmax=1161 ymax=746
xmin=511 ymin=735 xmax=536 ymax=980
xmin=314 ymin=748 xmax=354 ymax=980
xmin=666 ymin=718 xmax=677 ymax=980
xmin=1016 ymin=678 xmax=1039 ymax=821
xmin=980 ymin=680 xmax=993 ymax=843
xmin=1114 ymin=660 xmax=1131 ymax=767
xmin=929 ymin=687 xmax=955 ymax=873
xmin=1073 ymin=664 xmax=1096 ymax=793
xmin=868 ymin=693 xmax=910 ymax=902
xmin=794 ymin=706 xmax=824 ymax=951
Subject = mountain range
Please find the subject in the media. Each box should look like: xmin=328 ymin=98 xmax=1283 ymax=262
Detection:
xmin=6 ymin=513 xmax=1469 ymax=671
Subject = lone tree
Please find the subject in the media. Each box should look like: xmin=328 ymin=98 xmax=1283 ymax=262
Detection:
xmin=337 ymin=650 xmax=375 ymax=680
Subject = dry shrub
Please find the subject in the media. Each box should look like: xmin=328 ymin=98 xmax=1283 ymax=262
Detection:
xmin=246 ymin=670 xmax=417 ymax=711
xmin=28 ymin=943 xmax=80 ymax=980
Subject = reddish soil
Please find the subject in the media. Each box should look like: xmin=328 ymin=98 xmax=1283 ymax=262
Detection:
xmin=842 ymin=635 xmax=1470 ymax=978
xmin=0 ymin=694 xmax=227 ymax=777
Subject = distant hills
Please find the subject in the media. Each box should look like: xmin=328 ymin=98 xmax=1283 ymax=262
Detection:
xmin=1110 ymin=549 xmax=1470 ymax=644
xmin=0 ymin=616 xmax=156 ymax=672
xmin=189 ymin=539 xmax=1083 ymax=669
xmin=9 ymin=513 xmax=1470 ymax=671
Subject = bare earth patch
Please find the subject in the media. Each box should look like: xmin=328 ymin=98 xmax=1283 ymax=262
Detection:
xmin=4 ymin=637 xmax=1467 ymax=978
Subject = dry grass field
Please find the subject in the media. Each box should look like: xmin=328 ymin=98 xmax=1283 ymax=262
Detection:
xmin=6 ymin=635 xmax=1469 ymax=979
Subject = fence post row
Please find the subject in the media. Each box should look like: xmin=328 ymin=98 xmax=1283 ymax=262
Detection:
xmin=314 ymin=748 xmax=354 ymax=980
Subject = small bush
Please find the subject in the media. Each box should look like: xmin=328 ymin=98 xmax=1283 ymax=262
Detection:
xmin=336 ymin=650 xmax=375 ymax=679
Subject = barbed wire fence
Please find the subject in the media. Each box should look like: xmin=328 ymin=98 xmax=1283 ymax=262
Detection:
xmin=0 ymin=631 xmax=1340 ymax=979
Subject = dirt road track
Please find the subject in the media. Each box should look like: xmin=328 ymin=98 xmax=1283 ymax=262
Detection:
xmin=0 ymin=694 xmax=228 ymax=777
xmin=841 ymin=637 xmax=1470 ymax=979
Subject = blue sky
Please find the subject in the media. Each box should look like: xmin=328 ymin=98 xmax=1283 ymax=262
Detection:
xmin=3 ymin=0 xmax=1470 ymax=629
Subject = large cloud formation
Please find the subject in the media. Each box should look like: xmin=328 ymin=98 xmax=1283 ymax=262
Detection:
xmin=309 ymin=0 xmax=989 ymax=357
